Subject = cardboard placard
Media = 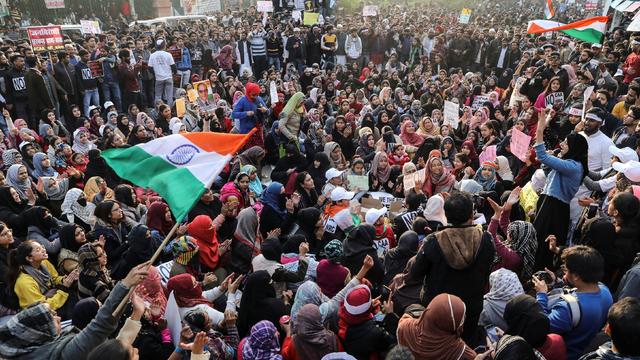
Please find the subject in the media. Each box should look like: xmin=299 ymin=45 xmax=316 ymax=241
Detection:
xmin=176 ymin=98 xmax=186 ymax=118
xmin=257 ymin=0 xmax=274 ymax=12
xmin=27 ymin=26 xmax=64 ymax=52
xmin=80 ymin=20 xmax=101 ymax=35
xmin=478 ymin=145 xmax=497 ymax=164
xmin=402 ymin=168 xmax=425 ymax=192
xmin=303 ymin=12 xmax=320 ymax=25
xmin=187 ymin=89 xmax=197 ymax=103
xmin=510 ymin=128 xmax=532 ymax=162
xmin=87 ymin=60 xmax=103 ymax=78
xmin=471 ymin=95 xmax=489 ymax=110
xmin=443 ymin=100 xmax=460 ymax=129
xmin=459 ymin=8 xmax=472 ymax=24
xmin=362 ymin=5 xmax=378 ymax=16
xmin=347 ymin=174 xmax=369 ymax=192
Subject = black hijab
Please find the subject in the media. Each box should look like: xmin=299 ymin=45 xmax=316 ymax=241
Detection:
xmin=261 ymin=237 xmax=283 ymax=262
xmin=307 ymin=152 xmax=331 ymax=194
xmin=24 ymin=206 xmax=59 ymax=236
xmin=0 ymin=186 xmax=29 ymax=213
xmin=503 ymin=294 xmax=550 ymax=348
xmin=72 ymin=297 xmax=100 ymax=329
xmin=60 ymin=224 xmax=83 ymax=253
xmin=295 ymin=207 xmax=322 ymax=252
xmin=384 ymin=231 xmax=419 ymax=284
xmin=237 ymin=270 xmax=287 ymax=337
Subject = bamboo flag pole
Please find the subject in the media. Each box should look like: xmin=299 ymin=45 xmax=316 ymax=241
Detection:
xmin=112 ymin=221 xmax=181 ymax=317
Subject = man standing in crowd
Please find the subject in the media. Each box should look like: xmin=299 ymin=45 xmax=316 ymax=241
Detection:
xmin=174 ymin=37 xmax=192 ymax=89
xmin=54 ymin=51 xmax=77 ymax=121
xmin=4 ymin=54 xmax=28 ymax=123
xmin=248 ymin=22 xmax=268 ymax=77
xmin=25 ymin=56 xmax=63 ymax=121
xmin=148 ymin=39 xmax=175 ymax=106
xmin=75 ymin=49 xmax=100 ymax=117
xmin=132 ymin=38 xmax=153 ymax=109
xmin=118 ymin=49 xmax=143 ymax=112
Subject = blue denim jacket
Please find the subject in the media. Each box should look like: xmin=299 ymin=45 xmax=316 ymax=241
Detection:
xmin=534 ymin=142 xmax=584 ymax=204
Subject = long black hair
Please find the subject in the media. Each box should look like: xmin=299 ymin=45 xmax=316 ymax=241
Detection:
xmin=7 ymin=240 xmax=37 ymax=293
xmin=563 ymin=132 xmax=589 ymax=181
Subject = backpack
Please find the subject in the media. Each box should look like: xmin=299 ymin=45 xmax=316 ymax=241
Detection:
xmin=548 ymin=288 xmax=582 ymax=328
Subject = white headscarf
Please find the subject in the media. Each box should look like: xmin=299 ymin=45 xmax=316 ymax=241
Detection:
xmin=423 ymin=195 xmax=447 ymax=225
xmin=61 ymin=188 xmax=96 ymax=227
xmin=495 ymin=156 xmax=514 ymax=182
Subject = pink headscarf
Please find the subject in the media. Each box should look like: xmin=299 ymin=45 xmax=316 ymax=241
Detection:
xmin=400 ymin=120 xmax=424 ymax=147
xmin=632 ymin=185 xmax=640 ymax=200
xmin=135 ymin=266 xmax=167 ymax=322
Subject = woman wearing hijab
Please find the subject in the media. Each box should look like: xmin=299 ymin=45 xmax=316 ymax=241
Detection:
xmin=229 ymin=146 xmax=265 ymax=183
xmin=307 ymin=152 xmax=331 ymax=194
xmin=5 ymin=164 xmax=34 ymax=202
xmin=77 ymin=243 xmax=114 ymax=302
xmin=32 ymin=152 xmax=58 ymax=178
xmin=279 ymin=92 xmax=305 ymax=147
xmin=169 ymin=235 xmax=202 ymax=277
xmin=397 ymin=293 xmax=477 ymax=360
xmin=504 ymin=294 xmax=566 ymax=360
xmin=265 ymin=121 xmax=283 ymax=166
xmin=145 ymin=201 xmax=174 ymax=238
xmin=166 ymin=273 xmax=234 ymax=325
xmin=233 ymin=82 xmax=268 ymax=149
xmin=0 ymin=186 xmax=31 ymax=239
xmin=384 ymin=231 xmax=419 ymax=285
xmin=239 ymin=320 xmax=283 ymax=360
xmin=259 ymin=182 xmax=295 ymax=238
xmin=60 ymin=188 xmax=96 ymax=232
xmin=416 ymin=116 xmax=441 ymax=139
xmin=460 ymin=140 xmax=479 ymax=169
xmin=342 ymin=225 xmax=385 ymax=293
xmin=495 ymin=155 xmax=515 ymax=189
xmin=25 ymin=206 xmax=62 ymax=256
xmin=282 ymin=304 xmax=341 ymax=360
xmin=251 ymin=237 xmax=308 ymax=298
xmin=315 ymin=240 xmax=351 ymax=298
xmin=84 ymin=149 xmax=121 ymax=188
xmin=242 ymin=164 xmax=264 ymax=198
xmin=271 ymin=143 xmax=307 ymax=187
xmin=479 ymin=268 xmax=524 ymax=331
xmin=422 ymin=194 xmax=447 ymax=231
xmin=187 ymin=215 xmax=225 ymax=279
xmin=369 ymin=151 xmax=400 ymax=193
xmin=493 ymin=335 xmax=539 ymax=360
xmin=324 ymin=141 xmax=348 ymax=170
xmin=474 ymin=161 xmax=503 ymax=195
xmin=440 ymin=136 xmax=457 ymax=169
xmin=338 ymin=285 xmax=397 ymax=359
xmin=304 ymin=122 xmax=326 ymax=160
xmin=57 ymin=224 xmax=87 ymax=275
xmin=422 ymin=156 xmax=456 ymax=197
xmin=400 ymin=120 xmax=425 ymax=148
xmin=111 ymin=224 xmax=156 ymax=280
xmin=221 ymin=172 xmax=252 ymax=210
xmin=237 ymin=271 xmax=288 ymax=338
xmin=84 ymin=176 xmax=115 ymax=204
xmin=71 ymin=128 xmax=97 ymax=155
xmin=355 ymin=132 xmax=377 ymax=167
xmin=229 ymin=206 xmax=261 ymax=275
xmin=216 ymin=44 xmax=235 ymax=72
xmin=114 ymin=184 xmax=147 ymax=229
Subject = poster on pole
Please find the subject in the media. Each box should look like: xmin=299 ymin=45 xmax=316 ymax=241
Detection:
xmin=509 ymin=128 xmax=532 ymax=162
xmin=362 ymin=5 xmax=379 ymax=16
xmin=443 ymin=100 xmax=460 ymax=129
xmin=80 ymin=20 xmax=101 ymax=35
xmin=27 ymin=26 xmax=64 ymax=52
xmin=459 ymin=8 xmax=472 ymax=24
xmin=257 ymin=0 xmax=274 ymax=12
xmin=44 ymin=0 xmax=65 ymax=8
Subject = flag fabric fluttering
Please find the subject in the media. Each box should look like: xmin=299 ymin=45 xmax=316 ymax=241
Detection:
xmin=102 ymin=129 xmax=256 ymax=222
xmin=544 ymin=0 xmax=555 ymax=19
xmin=527 ymin=16 xmax=608 ymax=44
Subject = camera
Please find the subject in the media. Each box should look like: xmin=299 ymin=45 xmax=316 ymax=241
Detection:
xmin=472 ymin=193 xmax=485 ymax=210
xmin=532 ymin=270 xmax=553 ymax=285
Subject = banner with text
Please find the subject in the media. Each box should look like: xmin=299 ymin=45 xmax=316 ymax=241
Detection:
xmin=27 ymin=26 xmax=64 ymax=52
xmin=44 ymin=0 xmax=65 ymax=8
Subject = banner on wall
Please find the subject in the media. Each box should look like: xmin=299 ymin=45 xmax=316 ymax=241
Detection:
xmin=44 ymin=0 xmax=65 ymax=8
xmin=27 ymin=26 xmax=64 ymax=52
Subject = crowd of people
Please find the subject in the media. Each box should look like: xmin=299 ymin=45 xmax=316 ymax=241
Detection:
xmin=0 ymin=0 xmax=640 ymax=359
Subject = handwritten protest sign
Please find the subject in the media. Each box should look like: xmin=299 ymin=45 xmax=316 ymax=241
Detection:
xmin=347 ymin=175 xmax=369 ymax=191
xmin=87 ymin=60 xmax=103 ymax=78
xmin=270 ymin=81 xmax=278 ymax=104
xmin=544 ymin=91 xmax=564 ymax=108
xmin=402 ymin=168 xmax=425 ymax=191
xmin=478 ymin=145 xmax=497 ymax=164
xmin=582 ymin=85 xmax=595 ymax=121
xmin=176 ymin=98 xmax=186 ymax=118
xmin=471 ymin=95 xmax=489 ymax=110
xmin=27 ymin=26 xmax=64 ymax=52
xmin=510 ymin=128 xmax=532 ymax=162
xmin=443 ymin=101 xmax=460 ymax=129
xmin=80 ymin=20 xmax=101 ymax=35
xmin=257 ymin=0 xmax=274 ymax=12
xmin=362 ymin=5 xmax=379 ymax=16
xmin=303 ymin=12 xmax=320 ymax=25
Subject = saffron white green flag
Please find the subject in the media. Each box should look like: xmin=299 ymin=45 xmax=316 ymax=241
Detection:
xmin=102 ymin=130 xmax=255 ymax=222
xmin=544 ymin=0 xmax=555 ymax=19
xmin=527 ymin=16 xmax=608 ymax=44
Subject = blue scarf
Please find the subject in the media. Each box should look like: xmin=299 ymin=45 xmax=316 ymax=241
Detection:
xmin=261 ymin=182 xmax=287 ymax=218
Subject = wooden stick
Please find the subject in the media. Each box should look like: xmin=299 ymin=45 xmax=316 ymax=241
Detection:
xmin=112 ymin=221 xmax=181 ymax=317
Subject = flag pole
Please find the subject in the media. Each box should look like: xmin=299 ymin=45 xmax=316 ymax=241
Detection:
xmin=112 ymin=221 xmax=181 ymax=317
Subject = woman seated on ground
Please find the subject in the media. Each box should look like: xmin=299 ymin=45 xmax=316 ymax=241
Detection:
xmin=8 ymin=240 xmax=78 ymax=311
xmin=57 ymin=224 xmax=88 ymax=276
xmin=77 ymin=243 xmax=114 ymax=303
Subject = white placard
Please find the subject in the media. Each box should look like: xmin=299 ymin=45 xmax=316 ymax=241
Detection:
xmin=443 ymin=100 xmax=460 ymax=129
xmin=257 ymin=0 xmax=274 ymax=12
xmin=165 ymin=292 xmax=182 ymax=347
xmin=582 ymin=85 xmax=595 ymax=121
xmin=80 ymin=20 xmax=101 ymax=35
xmin=270 ymin=81 xmax=278 ymax=104
xmin=362 ymin=5 xmax=378 ymax=16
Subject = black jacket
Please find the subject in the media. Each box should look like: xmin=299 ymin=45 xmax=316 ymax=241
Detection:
xmin=4 ymin=67 xmax=27 ymax=103
xmin=25 ymin=69 xmax=54 ymax=114
xmin=410 ymin=225 xmax=495 ymax=341
xmin=342 ymin=224 xmax=385 ymax=293
xmin=53 ymin=61 xmax=76 ymax=96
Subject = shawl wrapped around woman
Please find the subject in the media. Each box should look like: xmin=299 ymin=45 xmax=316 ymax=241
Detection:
xmin=480 ymin=268 xmax=524 ymax=330
xmin=324 ymin=142 xmax=346 ymax=169
xmin=397 ymin=293 xmax=476 ymax=360
xmin=187 ymin=215 xmax=220 ymax=271
xmin=474 ymin=161 xmax=498 ymax=191
xmin=72 ymin=128 xmax=96 ymax=155
xmin=422 ymin=157 xmax=456 ymax=197
xmin=417 ymin=117 xmax=441 ymax=138
xmin=292 ymin=304 xmax=339 ymax=359
xmin=32 ymin=152 xmax=56 ymax=178
xmin=83 ymin=176 xmax=115 ymax=203
xmin=146 ymin=202 xmax=174 ymax=237
xmin=400 ymin=120 xmax=424 ymax=147
xmin=242 ymin=165 xmax=264 ymax=197
xmin=60 ymin=188 xmax=96 ymax=227
xmin=371 ymin=151 xmax=391 ymax=184
xmin=135 ymin=266 xmax=167 ymax=322
xmin=216 ymin=45 xmax=235 ymax=70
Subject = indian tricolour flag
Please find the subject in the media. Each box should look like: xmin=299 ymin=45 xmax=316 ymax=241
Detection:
xmin=102 ymin=130 xmax=256 ymax=222
xmin=544 ymin=0 xmax=555 ymax=19
xmin=527 ymin=16 xmax=608 ymax=44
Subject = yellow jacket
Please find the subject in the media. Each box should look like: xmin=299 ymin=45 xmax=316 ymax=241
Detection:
xmin=14 ymin=259 xmax=68 ymax=310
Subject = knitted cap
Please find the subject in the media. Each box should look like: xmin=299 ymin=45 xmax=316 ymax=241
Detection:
xmin=344 ymin=285 xmax=372 ymax=315
xmin=324 ymin=239 xmax=343 ymax=262
xmin=171 ymin=235 xmax=199 ymax=265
